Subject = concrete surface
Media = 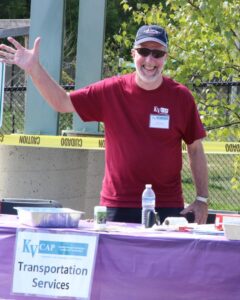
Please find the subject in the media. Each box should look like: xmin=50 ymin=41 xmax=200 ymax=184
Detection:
xmin=0 ymin=146 xmax=105 ymax=218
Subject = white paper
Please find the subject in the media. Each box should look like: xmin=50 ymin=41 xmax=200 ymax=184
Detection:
xmin=12 ymin=229 xmax=99 ymax=299
xmin=149 ymin=114 xmax=169 ymax=129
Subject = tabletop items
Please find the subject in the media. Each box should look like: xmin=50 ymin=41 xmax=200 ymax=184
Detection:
xmin=94 ymin=206 xmax=107 ymax=230
xmin=224 ymin=223 xmax=240 ymax=240
xmin=215 ymin=213 xmax=240 ymax=240
xmin=14 ymin=207 xmax=85 ymax=228
xmin=6 ymin=205 xmax=240 ymax=240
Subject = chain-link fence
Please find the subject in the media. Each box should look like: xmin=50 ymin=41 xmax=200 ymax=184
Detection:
xmin=1 ymin=77 xmax=240 ymax=211
xmin=1 ymin=83 xmax=75 ymax=135
xmin=193 ymin=80 xmax=240 ymax=140
xmin=183 ymin=80 xmax=240 ymax=211
xmin=2 ymin=85 xmax=25 ymax=133
xmin=182 ymin=153 xmax=240 ymax=211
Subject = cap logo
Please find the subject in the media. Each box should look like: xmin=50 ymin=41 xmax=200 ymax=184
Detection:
xmin=144 ymin=28 xmax=160 ymax=35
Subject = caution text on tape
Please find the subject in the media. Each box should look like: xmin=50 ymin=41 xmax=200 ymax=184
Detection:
xmin=0 ymin=134 xmax=240 ymax=154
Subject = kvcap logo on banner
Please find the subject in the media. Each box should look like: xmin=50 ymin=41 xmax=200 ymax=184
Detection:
xmin=23 ymin=239 xmax=88 ymax=258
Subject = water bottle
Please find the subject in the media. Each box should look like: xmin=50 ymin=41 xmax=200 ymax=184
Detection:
xmin=141 ymin=184 xmax=156 ymax=227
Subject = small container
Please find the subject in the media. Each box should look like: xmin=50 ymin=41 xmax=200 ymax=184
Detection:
xmin=224 ymin=223 xmax=240 ymax=240
xmin=94 ymin=206 xmax=107 ymax=230
xmin=14 ymin=207 xmax=85 ymax=228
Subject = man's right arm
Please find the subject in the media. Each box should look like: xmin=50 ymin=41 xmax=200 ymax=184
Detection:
xmin=0 ymin=37 xmax=75 ymax=113
xmin=29 ymin=62 xmax=75 ymax=113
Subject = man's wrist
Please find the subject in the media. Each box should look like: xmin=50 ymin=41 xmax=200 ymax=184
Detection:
xmin=196 ymin=196 xmax=208 ymax=204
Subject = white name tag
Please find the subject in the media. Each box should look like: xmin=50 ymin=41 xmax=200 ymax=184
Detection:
xmin=149 ymin=114 xmax=170 ymax=129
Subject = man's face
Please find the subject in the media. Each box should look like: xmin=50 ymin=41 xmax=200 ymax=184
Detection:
xmin=132 ymin=41 xmax=167 ymax=89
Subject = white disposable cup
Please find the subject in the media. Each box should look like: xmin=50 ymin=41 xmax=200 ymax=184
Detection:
xmin=94 ymin=206 xmax=107 ymax=230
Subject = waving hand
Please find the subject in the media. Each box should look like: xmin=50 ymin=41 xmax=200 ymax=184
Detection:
xmin=0 ymin=37 xmax=41 ymax=75
xmin=0 ymin=36 xmax=74 ymax=112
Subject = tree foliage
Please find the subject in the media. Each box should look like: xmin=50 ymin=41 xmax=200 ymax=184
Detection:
xmin=0 ymin=0 xmax=30 ymax=19
xmin=113 ymin=0 xmax=240 ymax=141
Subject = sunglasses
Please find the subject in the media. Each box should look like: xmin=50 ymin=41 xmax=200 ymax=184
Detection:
xmin=135 ymin=47 xmax=166 ymax=59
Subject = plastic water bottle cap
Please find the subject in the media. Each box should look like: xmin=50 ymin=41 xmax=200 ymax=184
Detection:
xmin=145 ymin=184 xmax=152 ymax=188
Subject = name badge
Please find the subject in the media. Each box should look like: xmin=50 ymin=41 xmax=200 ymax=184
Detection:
xmin=149 ymin=114 xmax=170 ymax=129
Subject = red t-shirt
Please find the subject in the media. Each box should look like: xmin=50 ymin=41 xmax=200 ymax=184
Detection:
xmin=70 ymin=73 xmax=206 ymax=208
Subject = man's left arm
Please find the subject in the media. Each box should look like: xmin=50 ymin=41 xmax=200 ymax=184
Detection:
xmin=180 ymin=139 xmax=209 ymax=224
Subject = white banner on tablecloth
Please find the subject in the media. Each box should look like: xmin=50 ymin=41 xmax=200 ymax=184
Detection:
xmin=0 ymin=62 xmax=5 ymax=127
xmin=12 ymin=229 xmax=99 ymax=299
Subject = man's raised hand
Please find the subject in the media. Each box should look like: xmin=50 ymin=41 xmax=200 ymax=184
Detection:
xmin=0 ymin=37 xmax=41 ymax=75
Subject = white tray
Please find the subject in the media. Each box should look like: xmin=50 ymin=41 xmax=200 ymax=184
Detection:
xmin=14 ymin=207 xmax=85 ymax=228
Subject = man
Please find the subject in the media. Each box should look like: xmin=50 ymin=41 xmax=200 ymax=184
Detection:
xmin=0 ymin=25 xmax=209 ymax=224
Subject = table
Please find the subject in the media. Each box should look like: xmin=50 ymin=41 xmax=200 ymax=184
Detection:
xmin=0 ymin=215 xmax=240 ymax=300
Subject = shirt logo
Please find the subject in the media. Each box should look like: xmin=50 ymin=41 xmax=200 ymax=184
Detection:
xmin=153 ymin=106 xmax=169 ymax=114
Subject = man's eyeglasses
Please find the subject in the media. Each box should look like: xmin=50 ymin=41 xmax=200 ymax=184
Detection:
xmin=135 ymin=48 xmax=166 ymax=59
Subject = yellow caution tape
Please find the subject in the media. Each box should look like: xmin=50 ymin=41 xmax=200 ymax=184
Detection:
xmin=181 ymin=141 xmax=240 ymax=154
xmin=0 ymin=134 xmax=105 ymax=150
xmin=0 ymin=134 xmax=239 ymax=154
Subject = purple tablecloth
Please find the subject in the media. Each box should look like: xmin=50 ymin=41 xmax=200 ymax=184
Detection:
xmin=0 ymin=215 xmax=240 ymax=300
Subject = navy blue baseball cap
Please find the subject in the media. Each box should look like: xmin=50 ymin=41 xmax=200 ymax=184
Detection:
xmin=134 ymin=25 xmax=168 ymax=48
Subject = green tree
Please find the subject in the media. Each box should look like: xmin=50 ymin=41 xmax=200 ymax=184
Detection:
xmin=115 ymin=0 xmax=240 ymax=140
xmin=0 ymin=0 xmax=30 ymax=18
